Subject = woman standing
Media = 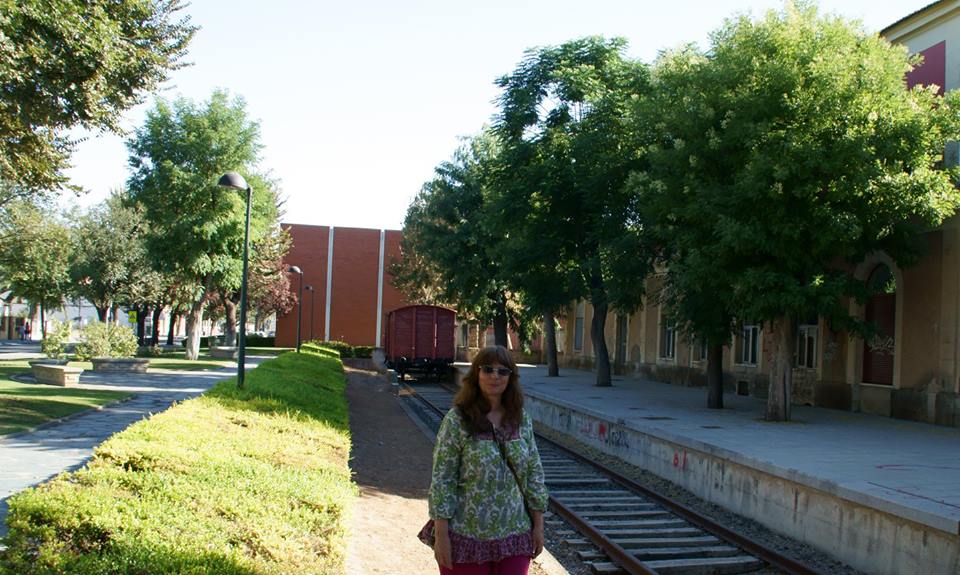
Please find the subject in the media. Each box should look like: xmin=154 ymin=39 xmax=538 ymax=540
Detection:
xmin=421 ymin=345 xmax=548 ymax=575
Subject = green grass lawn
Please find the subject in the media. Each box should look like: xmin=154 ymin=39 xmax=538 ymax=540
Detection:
xmin=0 ymin=348 xmax=292 ymax=435
xmin=0 ymin=349 xmax=356 ymax=575
xmin=0 ymin=362 xmax=130 ymax=436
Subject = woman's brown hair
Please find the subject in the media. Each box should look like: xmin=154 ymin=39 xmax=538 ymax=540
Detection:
xmin=454 ymin=345 xmax=524 ymax=436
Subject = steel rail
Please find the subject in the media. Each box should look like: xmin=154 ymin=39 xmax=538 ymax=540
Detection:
xmin=403 ymin=380 xmax=824 ymax=575
xmin=402 ymin=381 xmax=656 ymax=575
xmin=533 ymin=431 xmax=825 ymax=575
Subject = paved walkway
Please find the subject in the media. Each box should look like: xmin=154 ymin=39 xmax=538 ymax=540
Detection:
xmin=0 ymin=354 xmax=265 ymax=539
xmin=517 ymin=365 xmax=960 ymax=535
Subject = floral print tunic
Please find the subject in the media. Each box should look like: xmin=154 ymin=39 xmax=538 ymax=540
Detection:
xmin=422 ymin=408 xmax=548 ymax=563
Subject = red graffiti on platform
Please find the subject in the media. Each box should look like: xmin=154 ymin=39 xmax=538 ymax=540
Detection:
xmin=673 ymin=450 xmax=687 ymax=470
xmin=598 ymin=423 xmax=606 ymax=439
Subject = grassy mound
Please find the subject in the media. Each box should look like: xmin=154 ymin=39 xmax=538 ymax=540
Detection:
xmin=0 ymin=349 xmax=356 ymax=574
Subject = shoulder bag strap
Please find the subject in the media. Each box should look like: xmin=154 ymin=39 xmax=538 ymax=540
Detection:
xmin=495 ymin=434 xmax=533 ymax=521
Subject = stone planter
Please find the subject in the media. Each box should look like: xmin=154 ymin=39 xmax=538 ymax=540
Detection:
xmin=30 ymin=363 xmax=83 ymax=386
xmin=28 ymin=358 xmax=70 ymax=367
xmin=210 ymin=346 xmax=238 ymax=359
xmin=91 ymin=357 xmax=150 ymax=373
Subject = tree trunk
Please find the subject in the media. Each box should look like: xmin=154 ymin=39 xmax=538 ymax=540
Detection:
xmin=136 ymin=305 xmax=147 ymax=345
xmin=493 ymin=292 xmax=509 ymax=347
xmin=39 ymin=304 xmax=46 ymax=339
xmin=223 ymin=297 xmax=238 ymax=347
xmin=544 ymin=309 xmax=559 ymax=377
xmin=166 ymin=310 xmax=180 ymax=346
xmin=150 ymin=304 xmax=163 ymax=346
xmin=110 ymin=304 xmax=120 ymax=324
xmin=590 ymin=280 xmax=611 ymax=387
xmin=184 ymin=300 xmax=205 ymax=360
xmin=707 ymin=342 xmax=724 ymax=409
xmin=766 ymin=316 xmax=795 ymax=421
xmin=95 ymin=306 xmax=108 ymax=322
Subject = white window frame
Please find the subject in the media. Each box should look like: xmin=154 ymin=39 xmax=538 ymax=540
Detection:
xmin=735 ymin=325 xmax=760 ymax=366
xmin=659 ymin=316 xmax=676 ymax=361
xmin=796 ymin=322 xmax=818 ymax=369
xmin=573 ymin=300 xmax=585 ymax=352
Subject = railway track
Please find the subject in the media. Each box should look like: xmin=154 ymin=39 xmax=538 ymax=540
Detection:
xmin=399 ymin=381 xmax=823 ymax=575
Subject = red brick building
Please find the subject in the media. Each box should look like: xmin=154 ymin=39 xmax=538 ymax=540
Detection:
xmin=276 ymin=224 xmax=410 ymax=348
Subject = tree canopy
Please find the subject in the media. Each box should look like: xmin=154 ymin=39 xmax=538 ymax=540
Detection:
xmin=69 ymin=192 xmax=150 ymax=321
xmin=393 ymin=131 xmax=520 ymax=346
xmin=632 ymin=1 xmax=960 ymax=419
xmin=494 ymin=36 xmax=655 ymax=386
xmin=126 ymin=90 xmax=281 ymax=359
xmin=0 ymin=202 xmax=72 ymax=335
xmin=0 ymin=0 xmax=195 ymax=197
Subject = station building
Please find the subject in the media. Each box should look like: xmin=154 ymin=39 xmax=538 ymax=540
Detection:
xmin=555 ymin=1 xmax=960 ymax=429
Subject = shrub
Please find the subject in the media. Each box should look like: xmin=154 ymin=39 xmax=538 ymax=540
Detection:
xmin=40 ymin=320 xmax=72 ymax=359
xmin=74 ymin=322 xmax=139 ymax=360
xmin=244 ymin=335 xmax=275 ymax=347
xmin=353 ymin=345 xmax=373 ymax=358
xmin=181 ymin=335 xmax=275 ymax=349
xmin=321 ymin=340 xmax=354 ymax=358
xmin=303 ymin=341 xmax=340 ymax=358
xmin=137 ymin=345 xmax=163 ymax=358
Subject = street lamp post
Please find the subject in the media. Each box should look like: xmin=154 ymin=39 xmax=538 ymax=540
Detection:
xmin=304 ymin=285 xmax=315 ymax=341
xmin=288 ymin=265 xmax=304 ymax=352
xmin=217 ymin=172 xmax=253 ymax=389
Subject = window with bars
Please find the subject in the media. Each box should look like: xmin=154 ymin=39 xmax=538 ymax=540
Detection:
xmin=573 ymin=300 xmax=585 ymax=351
xmin=693 ymin=337 xmax=708 ymax=362
xmin=735 ymin=325 xmax=760 ymax=366
xmin=659 ymin=320 xmax=676 ymax=360
xmin=796 ymin=323 xmax=818 ymax=369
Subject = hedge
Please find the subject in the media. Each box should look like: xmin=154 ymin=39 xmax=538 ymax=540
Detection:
xmin=182 ymin=335 xmax=276 ymax=349
xmin=0 ymin=349 xmax=356 ymax=574
xmin=306 ymin=341 xmax=372 ymax=359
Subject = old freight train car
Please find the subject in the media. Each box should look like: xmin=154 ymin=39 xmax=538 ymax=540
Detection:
xmin=383 ymin=305 xmax=456 ymax=381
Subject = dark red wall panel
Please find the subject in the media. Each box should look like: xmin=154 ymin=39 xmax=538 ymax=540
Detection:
xmin=906 ymin=41 xmax=946 ymax=94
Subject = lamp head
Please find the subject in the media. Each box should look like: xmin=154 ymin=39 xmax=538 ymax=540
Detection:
xmin=287 ymin=265 xmax=302 ymax=274
xmin=218 ymin=172 xmax=250 ymax=191
xmin=305 ymin=285 xmax=314 ymax=291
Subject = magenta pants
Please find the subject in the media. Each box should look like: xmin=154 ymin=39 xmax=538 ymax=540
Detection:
xmin=438 ymin=555 xmax=531 ymax=575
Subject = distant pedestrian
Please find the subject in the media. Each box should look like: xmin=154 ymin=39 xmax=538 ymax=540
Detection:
xmin=23 ymin=321 xmax=31 ymax=341
xmin=419 ymin=345 xmax=547 ymax=575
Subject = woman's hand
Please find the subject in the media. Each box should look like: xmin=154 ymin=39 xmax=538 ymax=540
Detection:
xmin=531 ymin=510 xmax=545 ymax=557
xmin=433 ymin=519 xmax=453 ymax=569
xmin=531 ymin=524 xmax=544 ymax=558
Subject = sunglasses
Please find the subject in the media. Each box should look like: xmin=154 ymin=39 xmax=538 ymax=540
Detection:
xmin=480 ymin=365 xmax=512 ymax=377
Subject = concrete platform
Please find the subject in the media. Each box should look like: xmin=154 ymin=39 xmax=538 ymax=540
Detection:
xmin=517 ymin=365 xmax=960 ymax=575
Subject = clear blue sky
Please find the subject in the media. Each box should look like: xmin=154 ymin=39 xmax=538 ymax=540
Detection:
xmin=62 ymin=0 xmax=927 ymax=230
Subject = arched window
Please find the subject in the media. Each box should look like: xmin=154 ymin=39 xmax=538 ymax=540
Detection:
xmin=862 ymin=264 xmax=896 ymax=385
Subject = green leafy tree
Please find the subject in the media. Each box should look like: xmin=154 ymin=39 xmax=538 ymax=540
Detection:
xmin=0 ymin=202 xmax=72 ymax=336
xmin=0 ymin=0 xmax=195 ymax=197
xmin=208 ymin=183 xmax=283 ymax=348
xmin=248 ymin=226 xmax=296 ymax=331
xmin=393 ymin=131 xmax=516 ymax=345
xmin=495 ymin=37 xmax=655 ymax=386
xmin=126 ymin=91 xmax=279 ymax=360
xmin=69 ymin=192 xmax=151 ymax=322
xmin=634 ymin=2 xmax=960 ymax=420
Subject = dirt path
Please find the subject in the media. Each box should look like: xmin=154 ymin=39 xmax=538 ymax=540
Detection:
xmin=344 ymin=363 xmax=437 ymax=574
xmin=343 ymin=362 xmax=564 ymax=575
